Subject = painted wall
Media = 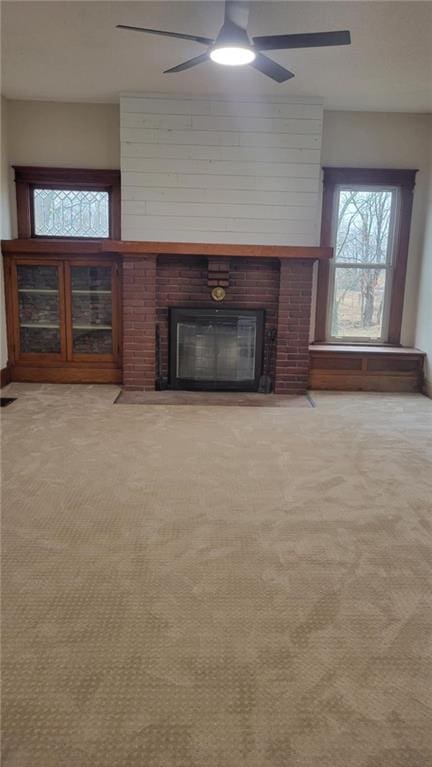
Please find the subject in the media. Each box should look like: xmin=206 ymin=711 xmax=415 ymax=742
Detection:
xmin=321 ymin=111 xmax=432 ymax=346
xmin=120 ymin=94 xmax=323 ymax=246
xmin=7 ymin=100 xmax=120 ymax=169
xmin=415 ymin=146 xmax=432 ymax=396
xmin=6 ymin=100 xmax=120 ymax=238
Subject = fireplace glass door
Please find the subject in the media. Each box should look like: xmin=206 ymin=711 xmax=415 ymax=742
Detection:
xmin=170 ymin=309 xmax=264 ymax=391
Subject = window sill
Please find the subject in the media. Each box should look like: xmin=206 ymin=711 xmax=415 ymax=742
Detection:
xmin=310 ymin=344 xmax=424 ymax=355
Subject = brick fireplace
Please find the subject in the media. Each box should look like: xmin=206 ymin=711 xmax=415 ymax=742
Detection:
xmin=122 ymin=252 xmax=315 ymax=395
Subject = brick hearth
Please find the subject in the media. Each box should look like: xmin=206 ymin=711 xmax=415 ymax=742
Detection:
xmin=122 ymin=254 xmax=314 ymax=395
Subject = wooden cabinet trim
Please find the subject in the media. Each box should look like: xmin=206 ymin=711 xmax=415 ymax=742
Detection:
xmin=3 ymin=253 xmax=122 ymax=381
xmin=7 ymin=257 xmax=67 ymax=364
xmin=64 ymin=258 xmax=120 ymax=364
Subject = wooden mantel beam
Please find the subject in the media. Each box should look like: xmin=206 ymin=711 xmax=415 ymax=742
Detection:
xmin=1 ymin=239 xmax=333 ymax=260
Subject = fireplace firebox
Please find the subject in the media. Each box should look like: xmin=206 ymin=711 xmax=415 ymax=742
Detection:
xmin=169 ymin=308 xmax=264 ymax=391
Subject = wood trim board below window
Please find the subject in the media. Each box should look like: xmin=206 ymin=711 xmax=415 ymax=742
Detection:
xmin=309 ymin=344 xmax=425 ymax=392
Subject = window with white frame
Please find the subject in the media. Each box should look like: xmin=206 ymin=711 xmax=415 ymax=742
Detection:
xmin=327 ymin=186 xmax=398 ymax=342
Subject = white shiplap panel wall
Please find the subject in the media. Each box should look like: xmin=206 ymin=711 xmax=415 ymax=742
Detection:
xmin=120 ymin=94 xmax=323 ymax=246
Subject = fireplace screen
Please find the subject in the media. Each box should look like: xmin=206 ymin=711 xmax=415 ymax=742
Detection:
xmin=170 ymin=308 xmax=264 ymax=391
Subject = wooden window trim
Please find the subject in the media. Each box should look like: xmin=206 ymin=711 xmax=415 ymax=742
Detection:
xmin=314 ymin=167 xmax=417 ymax=345
xmin=14 ymin=166 xmax=121 ymax=240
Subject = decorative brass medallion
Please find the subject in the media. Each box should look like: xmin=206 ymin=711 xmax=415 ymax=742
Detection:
xmin=211 ymin=286 xmax=226 ymax=302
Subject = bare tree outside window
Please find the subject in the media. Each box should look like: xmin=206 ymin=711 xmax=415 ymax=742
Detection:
xmin=329 ymin=188 xmax=396 ymax=340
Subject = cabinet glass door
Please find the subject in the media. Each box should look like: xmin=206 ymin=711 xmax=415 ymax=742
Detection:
xmin=70 ymin=265 xmax=113 ymax=356
xmin=17 ymin=264 xmax=62 ymax=355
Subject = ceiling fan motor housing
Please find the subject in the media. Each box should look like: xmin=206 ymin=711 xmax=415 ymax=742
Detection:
xmin=212 ymin=21 xmax=253 ymax=52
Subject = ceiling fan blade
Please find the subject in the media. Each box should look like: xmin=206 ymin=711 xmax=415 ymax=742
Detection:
xmin=224 ymin=1 xmax=250 ymax=31
xmin=253 ymin=30 xmax=351 ymax=51
xmin=116 ymin=25 xmax=213 ymax=46
xmin=164 ymin=53 xmax=209 ymax=74
xmin=250 ymin=53 xmax=295 ymax=83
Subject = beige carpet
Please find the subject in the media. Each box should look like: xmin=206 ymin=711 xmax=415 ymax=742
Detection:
xmin=2 ymin=383 xmax=432 ymax=767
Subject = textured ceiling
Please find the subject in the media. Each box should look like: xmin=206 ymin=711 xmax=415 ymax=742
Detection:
xmin=1 ymin=1 xmax=432 ymax=111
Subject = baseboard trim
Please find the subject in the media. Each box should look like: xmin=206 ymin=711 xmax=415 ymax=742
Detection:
xmin=1 ymin=364 xmax=11 ymax=388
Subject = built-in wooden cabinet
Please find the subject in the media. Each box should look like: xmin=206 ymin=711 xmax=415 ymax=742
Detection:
xmin=4 ymin=254 xmax=122 ymax=383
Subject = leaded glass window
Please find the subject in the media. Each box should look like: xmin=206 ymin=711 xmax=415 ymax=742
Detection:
xmin=33 ymin=188 xmax=109 ymax=238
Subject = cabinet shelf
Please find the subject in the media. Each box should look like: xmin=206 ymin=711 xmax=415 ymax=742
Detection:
xmin=72 ymin=290 xmax=111 ymax=295
xmin=19 ymin=289 xmax=58 ymax=294
xmin=21 ymin=323 xmax=60 ymax=329
xmin=73 ymin=325 xmax=112 ymax=331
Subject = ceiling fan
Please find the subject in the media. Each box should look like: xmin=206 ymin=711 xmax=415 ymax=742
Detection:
xmin=117 ymin=0 xmax=351 ymax=83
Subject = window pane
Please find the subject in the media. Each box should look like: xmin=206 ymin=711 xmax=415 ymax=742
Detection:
xmin=331 ymin=267 xmax=387 ymax=339
xmin=33 ymin=189 xmax=109 ymax=237
xmin=71 ymin=266 xmax=113 ymax=355
xmin=17 ymin=265 xmax=61 ymax=353
xmin=335 ymin=189 xmax=394 ymax=265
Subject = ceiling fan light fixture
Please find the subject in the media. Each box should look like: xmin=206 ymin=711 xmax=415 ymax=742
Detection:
xmin=117 ymin=2 xmax=351 ymax=82
xmin=209 ymin=46 xmax=256 ymax=66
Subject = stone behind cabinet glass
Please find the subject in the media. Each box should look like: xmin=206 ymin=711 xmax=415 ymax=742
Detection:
xmin=71 ymin=266 xmax=113 ymax=354
xmin=17 ymin=265 xmax=61 ymax=353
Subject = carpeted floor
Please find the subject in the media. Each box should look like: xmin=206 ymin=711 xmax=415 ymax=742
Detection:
xmin=2 ymin=383 xmax=432 ymax=767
